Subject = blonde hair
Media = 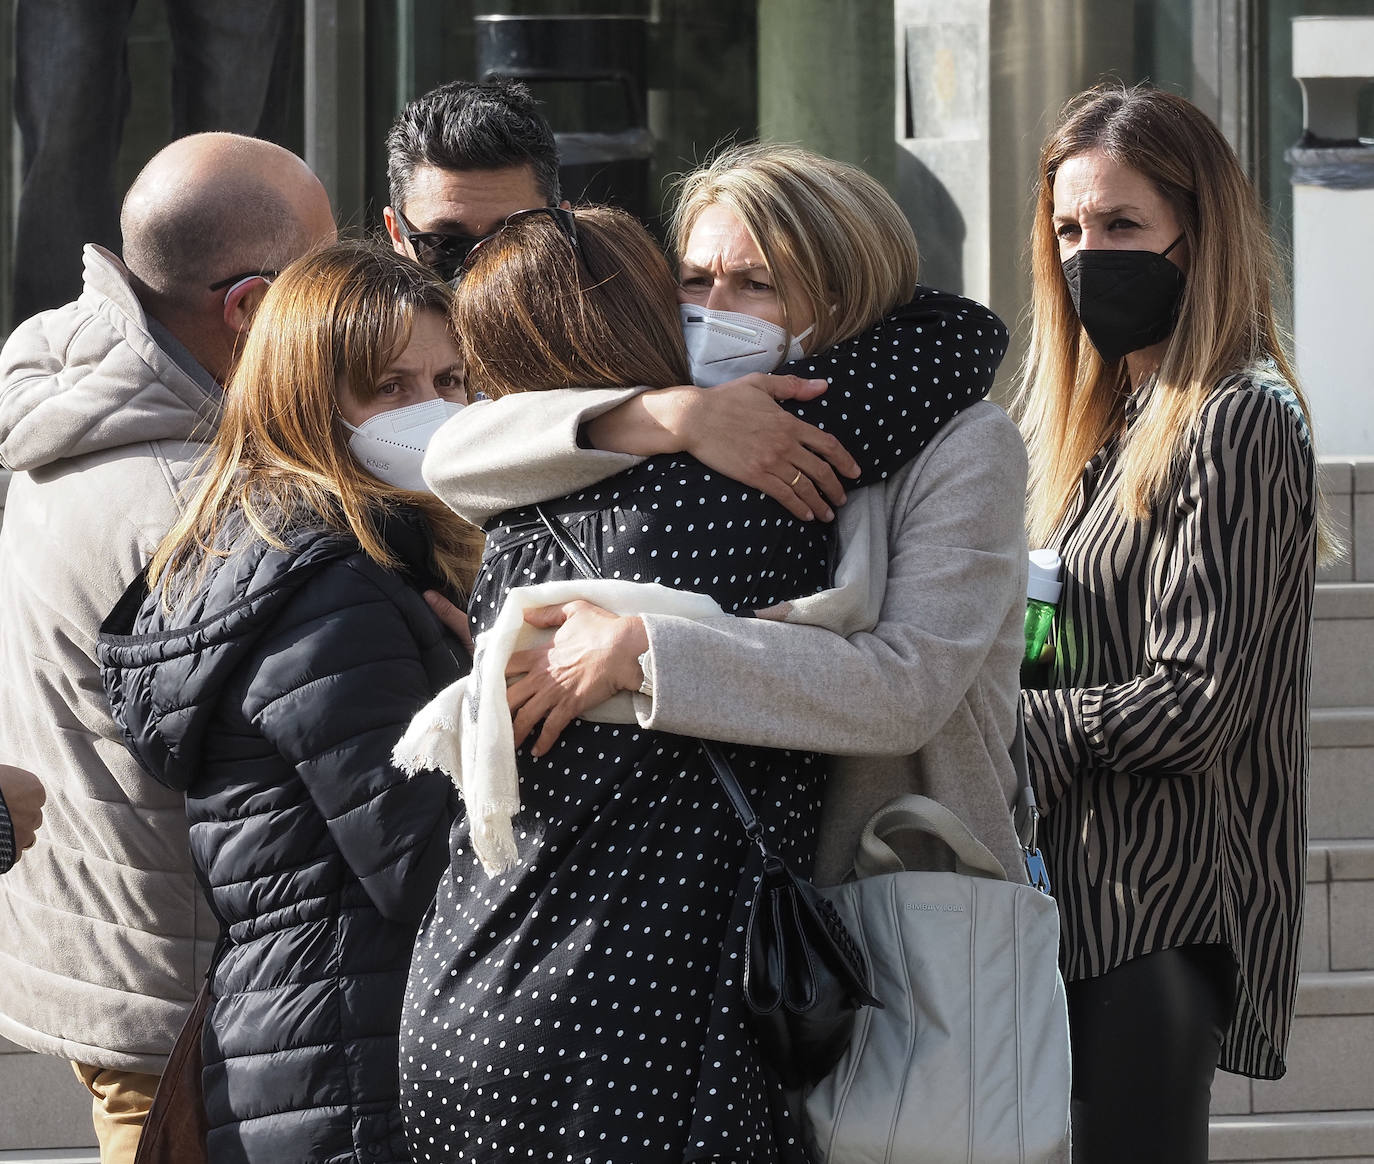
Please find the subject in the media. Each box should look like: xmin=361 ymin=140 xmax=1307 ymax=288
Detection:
xmin=1018 ymin=83 xmax=1336 ymax=560
xmin=670 ymin=142 xmax=919 ymax=353
xmin=455 ymin=205 xmax=690 ymax=397
xmin=150 ymin=239 xmax=483 ymax=606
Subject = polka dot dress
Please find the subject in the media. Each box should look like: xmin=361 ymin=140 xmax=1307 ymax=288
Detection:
xmin=399 ymin=288 xmax=1008 ymax=1163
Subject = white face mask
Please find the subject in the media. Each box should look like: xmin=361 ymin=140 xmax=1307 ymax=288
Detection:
xmin=343 ymin=397 xmax=463 ymax=492
xmin=679 ymin=304 xmax=812 ymax=387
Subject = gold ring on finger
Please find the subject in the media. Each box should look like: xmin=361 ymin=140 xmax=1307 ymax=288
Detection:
xmin=789 ymin=469 xmax=803 ymax=488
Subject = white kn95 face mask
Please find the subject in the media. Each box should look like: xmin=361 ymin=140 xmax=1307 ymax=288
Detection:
xmin=680 ymin=304 xmax=811 ymax=387
xmin=343 ymin=397 xmax=463 ymax=492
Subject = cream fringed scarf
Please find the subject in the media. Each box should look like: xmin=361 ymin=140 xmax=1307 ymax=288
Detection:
xmin=392 ymin=578 xmax=725 ymax=876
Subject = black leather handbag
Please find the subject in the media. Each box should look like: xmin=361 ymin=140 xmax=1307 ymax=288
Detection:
xmin=698 ymin=737 xmax=881 ymax=1086
xmin=536 ymin=506 xmax=881 ymax=1090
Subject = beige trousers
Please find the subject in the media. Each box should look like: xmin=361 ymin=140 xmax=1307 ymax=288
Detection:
xmin=71 ymin=1060 xmax=160 ymax=1164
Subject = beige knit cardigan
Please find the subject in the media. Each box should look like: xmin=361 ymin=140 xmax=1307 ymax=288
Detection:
xmin=423 ymin=395 xmax=1031 ymax=885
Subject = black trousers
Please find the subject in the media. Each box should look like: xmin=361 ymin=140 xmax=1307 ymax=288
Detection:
xmin=1067 ymin=944 xmax=1238 ymax=1164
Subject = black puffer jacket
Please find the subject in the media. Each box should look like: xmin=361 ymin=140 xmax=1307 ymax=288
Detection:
xmin=99 ymin=512 xmax=463 ymax=1164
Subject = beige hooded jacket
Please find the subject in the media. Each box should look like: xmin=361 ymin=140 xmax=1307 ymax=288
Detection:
xmin=0 ymin=245 xmax=221 ymax=1071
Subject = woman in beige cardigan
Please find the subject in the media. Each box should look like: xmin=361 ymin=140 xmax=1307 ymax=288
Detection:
xmin=421 ymin=144 xmax=1029 ymax=890
xmin=425 ymin=394 xmax=1029 ymax=889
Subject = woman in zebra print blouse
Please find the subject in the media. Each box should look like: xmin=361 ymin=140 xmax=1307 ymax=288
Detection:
xmin=1017 ymin=84 xmax=1334 ymax=1163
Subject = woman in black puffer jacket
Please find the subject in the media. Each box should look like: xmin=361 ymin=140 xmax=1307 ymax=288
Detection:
xmin=99 ymin=241 xmax=482 ymax=1163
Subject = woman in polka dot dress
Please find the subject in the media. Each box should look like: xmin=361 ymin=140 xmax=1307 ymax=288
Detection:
xmin=402 ymin=151 xmax=1006 ymax=1164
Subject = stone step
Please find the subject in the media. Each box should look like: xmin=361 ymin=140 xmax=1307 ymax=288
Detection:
xmin=1311 ymin=709 xmax=1374 ymax=840
xmin=1210 ymin=1108 xmax=1374 ymax=1161
xmin=1317 ymin=457 xmax=1374 ymax=586
xmin=1311 ymin=583 xmax=1374 ymax=709
xmin=1230 ymin=973 xmax=1374 ymax=1118
xmin=1312 ymin=707 xmax=1374 ymax=748
xmin=1306 ymin=841 xmax=1374 ymax=975
xmin=1314 ymin=582 xmax=1374 ymax=614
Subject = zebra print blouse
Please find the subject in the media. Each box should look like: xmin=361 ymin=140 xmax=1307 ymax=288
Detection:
xmin=1022 ymin=365 xmax=1317 ymax=1080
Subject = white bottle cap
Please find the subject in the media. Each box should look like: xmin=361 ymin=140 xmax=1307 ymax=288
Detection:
xmin=1027 ymin=548 xmax=1062 ymax=604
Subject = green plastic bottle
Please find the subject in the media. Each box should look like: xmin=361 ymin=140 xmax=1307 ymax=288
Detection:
xmin=1024 ymin=549 xmax=1062 ymax=664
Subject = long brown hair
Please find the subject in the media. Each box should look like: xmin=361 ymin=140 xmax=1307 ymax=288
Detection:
xmin=150 ymin=239 xmax=483 ymax=605
xmin=1017 ymin=83 xmax=1336 ymax=559
xmin=455 ymin=205 xmax=689 ymax=397
xmin=669 ymin=142 xmax=919 ymax=353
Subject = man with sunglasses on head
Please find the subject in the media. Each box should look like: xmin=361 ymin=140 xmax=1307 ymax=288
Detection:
xmin=384 ymin=79 xmax=568 ymax=286
xmin=0 ymin=132 xmax=335 ymax=1164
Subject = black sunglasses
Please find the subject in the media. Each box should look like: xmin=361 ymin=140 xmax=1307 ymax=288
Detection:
xmin=395 ymin=206 xmax=580 ymax=283
xmin=393 ymin=210 xmax=488 ymax=281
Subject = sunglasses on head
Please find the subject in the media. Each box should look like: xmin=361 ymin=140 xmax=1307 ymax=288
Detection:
xmin=459 ymin=206 xmax=580 ymax=275
xmin=395 ymin=206 xmax=579 ymax=282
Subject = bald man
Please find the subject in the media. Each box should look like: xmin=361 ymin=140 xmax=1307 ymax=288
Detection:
xmin=0 ymin=133 xmax=334 ymax=1164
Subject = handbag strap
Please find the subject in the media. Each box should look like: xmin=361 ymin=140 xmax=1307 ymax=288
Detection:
xmin=536 ymin=505 xmax=602 ymax=581
xmin=855 ymin=793 xmax=1009 ymax=881
xmin=1011 ymin=702 xmax=1051 ymax=894
xmin=534 ymin=505 xmax=774 ymax=859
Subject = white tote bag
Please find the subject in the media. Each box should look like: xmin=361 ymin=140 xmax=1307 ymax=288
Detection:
xmin=805 ymin=794 xmax=1071 ymax=1164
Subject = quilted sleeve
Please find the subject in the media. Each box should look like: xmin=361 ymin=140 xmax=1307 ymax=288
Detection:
xmin=242 ymin=559 xmax=457 ymax=926
xmin=0 ymin=789 xmax=14 ymax=875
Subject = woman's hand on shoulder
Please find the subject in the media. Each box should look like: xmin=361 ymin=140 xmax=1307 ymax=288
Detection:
xmin=0 ymin=764 xmax=45 ymax=863
xmin=505 ymin=603 xmax=649 ymax=756
xmin=423 ymin=590 xmax=474 ymax=653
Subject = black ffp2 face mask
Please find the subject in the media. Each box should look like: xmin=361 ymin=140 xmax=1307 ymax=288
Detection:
xmin=1061 ymin=235 xmax=1186 ymax=364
